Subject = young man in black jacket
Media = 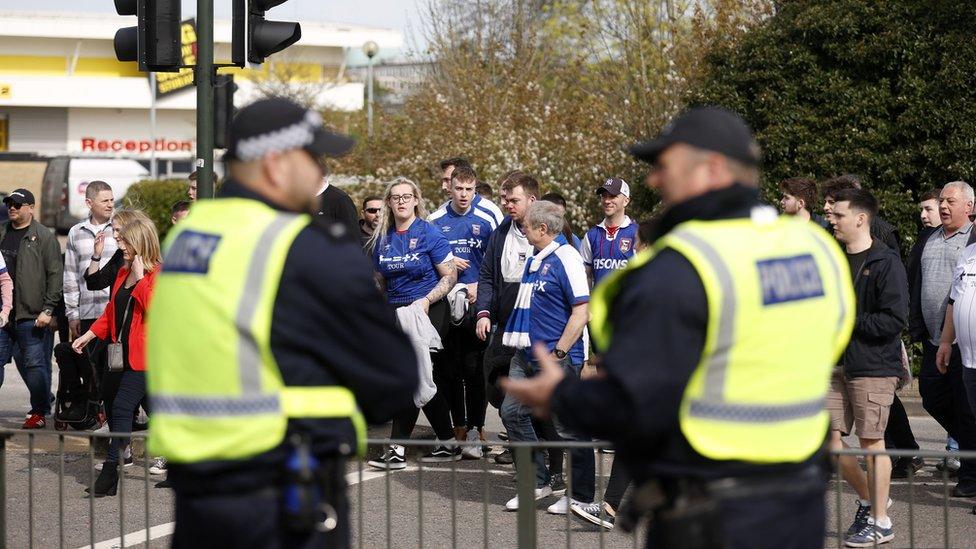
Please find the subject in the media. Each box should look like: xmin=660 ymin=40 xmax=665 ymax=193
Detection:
xmin=827 ymin=189 xmax=908 ymax=547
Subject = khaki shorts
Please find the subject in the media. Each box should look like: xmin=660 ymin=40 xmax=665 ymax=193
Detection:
xmin=826 ymin=367 xmax=898 ymax=439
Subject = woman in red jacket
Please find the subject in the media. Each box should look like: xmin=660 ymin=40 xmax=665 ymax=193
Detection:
xmin=72 ymin=215 xmax=161 ymax=497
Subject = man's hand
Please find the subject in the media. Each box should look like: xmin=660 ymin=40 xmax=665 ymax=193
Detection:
xmin=499 ymin=344 xmax=566 ymax=418
xmin=936 ymin=342 xmax=952 ymax=375
xmin=0 ymin=312 xmax=7 ymax=329
xmin=93 ymin=231 xmax=106 ymax=257
xmin=466 ymin=282 xmax=478 ymax=305
xmin=476 ymin=317 xmax=491 ymax=341
xmin=454 ymin=257 xmax=471 ymax=272
xmin=34 ymin=312 xmax=52 ymax=329
xmin=69 ymin=319 xmax=81 ymax=341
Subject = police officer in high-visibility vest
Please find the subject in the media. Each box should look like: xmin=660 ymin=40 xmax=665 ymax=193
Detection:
xmin=147 ymin=97 xmax=419 ymax=548
xmin=503 ymin=107 xmax=855 ymax=548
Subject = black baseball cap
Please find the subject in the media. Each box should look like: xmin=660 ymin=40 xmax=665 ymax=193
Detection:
xmin=629 ymin=106 xmax=760 ymax=166
xmin=224 ymin=97 xmax=355 ymax=162
xmin=3 ymin=189 xmax=35 ymax=206
xmin=596 ymin=178 xmax=630 ymax=198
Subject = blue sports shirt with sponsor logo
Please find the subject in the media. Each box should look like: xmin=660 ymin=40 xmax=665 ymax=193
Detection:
xmin=428 ymin=203 xmax=494 ymax=284
xmin=372 ymin=218 xmax=454 ymax=306
xmin=529 ymin=244 xmax=590 ymax=364
xmin=440 ymin=193 xmax=505 ymax=230
xmin=580 ymin=216 xmax=638 ymax=285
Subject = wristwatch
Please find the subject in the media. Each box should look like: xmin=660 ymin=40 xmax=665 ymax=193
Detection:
xmin=42 ymin=308 xmax=53 ymax=317
xmin=553 ymin=348 xmax=567 ymax=359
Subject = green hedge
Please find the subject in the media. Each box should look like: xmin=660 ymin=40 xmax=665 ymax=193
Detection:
xmin=122 ymin=179 xmax=190 ymax=240
xmin=685 ymin=0 xmax=976 ymax=257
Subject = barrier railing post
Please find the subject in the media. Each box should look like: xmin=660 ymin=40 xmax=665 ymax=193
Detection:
xmin=0 ymin=434 xmax=8 ymax=549
xmin=515 ymin=445 xmax=536 ymax=549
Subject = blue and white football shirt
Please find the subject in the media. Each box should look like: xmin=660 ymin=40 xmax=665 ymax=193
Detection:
xmin=373 ymin=218 xmax=454 ymax=306
xmin=428 ymin=202 xmax=494 ymax=284
xmin=580 ymin=216 xmax=638 ymax=285
xmin=529 ymin=244 xmax=590 ymax=364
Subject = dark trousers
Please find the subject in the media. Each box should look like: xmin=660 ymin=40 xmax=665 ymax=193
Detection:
xmin=442 ymin=324 xmax=487 ymax=430
xmin=391 ymin=299 xmax=455 ymax=443
xmin=604 ymin=458 xmax=634 ymax=511
xmin=884 ymin=394 xmax=920 ymax=451
xmin=174 ymin=485 xmax=349 ymax=549
xmin=106 ymin=370 xmax=146 ymax=463
xmin=919 ymin=341 xmax=976 ymax=486
xmin=647 ymin=484 xmax=824 ymax=549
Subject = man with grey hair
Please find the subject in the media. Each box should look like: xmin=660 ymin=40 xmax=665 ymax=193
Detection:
xmin=499 ymin=200 xmax=593 ymax=513
xmin=915 ymin=180 xmax=976 ymax=497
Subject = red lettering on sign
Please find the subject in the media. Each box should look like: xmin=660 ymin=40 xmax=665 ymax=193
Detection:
xmin=78 ymin=137 xmax=194 ymax=154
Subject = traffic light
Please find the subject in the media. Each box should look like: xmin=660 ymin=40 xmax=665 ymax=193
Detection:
xmin=213 ymin=75 xmax=238 ymax=149
xmin=113 ymin=0 xmax=182 ymax=72
xmin=244 ymin=0 xmax=302 ymax=65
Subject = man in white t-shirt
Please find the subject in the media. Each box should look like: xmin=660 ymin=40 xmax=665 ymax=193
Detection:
xmin=938 ymin=240 xmax=976 ymax=427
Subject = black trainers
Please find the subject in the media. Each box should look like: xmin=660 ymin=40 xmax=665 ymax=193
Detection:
xmin=550 ymin=473 xmax=566 ymax=496
xmin=571 ymin=501 xmax=615 ymax=530
xmin=367 ymin=445 xmax=407 ymax=470
xmin=891 ymin=456 xmax=924 ymax=479
xmin=494 ymin=449 xmax=514 ymax=465
xmin=420 ymin=445 xmax=462 ymax=463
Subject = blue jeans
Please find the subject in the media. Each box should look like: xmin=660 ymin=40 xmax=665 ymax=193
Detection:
xmin=0 ymin=320 xmax=54 ymax=415
xmin=107 ymin=370 xmax=146 ymax=463
xmin=500 ymin=350 xmax=594 ymax=502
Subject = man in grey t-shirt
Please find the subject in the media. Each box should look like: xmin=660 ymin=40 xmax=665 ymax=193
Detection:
xmin=918 ymin=180 xmax=976 ymax=497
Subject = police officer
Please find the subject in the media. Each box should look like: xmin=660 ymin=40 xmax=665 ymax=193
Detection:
xmin=503 ymin=107 xmax=855 ymax=548
xmin=146 ymin=97 xmax=419 ymax=548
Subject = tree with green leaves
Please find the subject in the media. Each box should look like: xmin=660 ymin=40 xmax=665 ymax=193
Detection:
xmin=687 ymin=0 xmax=976 ymax=251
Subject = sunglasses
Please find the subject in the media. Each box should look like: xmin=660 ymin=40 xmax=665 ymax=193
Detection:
xmin=364 ymin=208 xmax=381 ymax=214
xmin=6 ymin=202 xmax=25 ymax=210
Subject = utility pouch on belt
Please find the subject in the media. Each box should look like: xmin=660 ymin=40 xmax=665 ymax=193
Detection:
xmin=652 ymin=485 xmax=725 ymax=549
xmin=282 ymin=435 xmax=343 ymax=534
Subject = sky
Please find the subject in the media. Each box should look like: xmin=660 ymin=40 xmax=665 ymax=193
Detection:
xmin=11 ymin=0 xmax=425 ymax=58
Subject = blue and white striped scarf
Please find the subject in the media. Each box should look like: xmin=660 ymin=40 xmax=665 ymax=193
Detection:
xmin=502 ymin=241 xmax=561 ymax=349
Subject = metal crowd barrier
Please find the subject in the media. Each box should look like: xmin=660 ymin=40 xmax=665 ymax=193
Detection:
xmin=2 ymin=428 xmax=975 ymax=548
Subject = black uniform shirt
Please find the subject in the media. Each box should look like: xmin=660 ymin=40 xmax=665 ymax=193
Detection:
xmin=168 ymin=181 xmax=419 ymax=495
xmin=551 ymin=184 xmax=821 ymax=482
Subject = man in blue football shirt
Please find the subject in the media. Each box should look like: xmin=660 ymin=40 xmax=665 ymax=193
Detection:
xmin=428 ymin=165 xmax=495 ymax=455
xmin=499 ymin=200 xmax=593 ymax=513
xmin=439 ymin=157 xmax=505 ymax=228
xmin=580 ymin=178 xmax=639 ymax=287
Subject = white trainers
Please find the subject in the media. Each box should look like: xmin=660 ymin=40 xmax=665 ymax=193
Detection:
xmin=462 ymin=429 xmax=483 ymax=460
xmin=505 ymin=485 xmax=552 ymax=511
xmin=546 ymin=496 xmax=585 ymax=515
xmin=149 ymin=457 xmax=168 ymax=475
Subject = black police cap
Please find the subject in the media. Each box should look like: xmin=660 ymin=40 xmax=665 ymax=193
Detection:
xmin=629 ymin=106 xmax=760 ymax=166
xmin=224 ymin=97 xmax=354 ymax=162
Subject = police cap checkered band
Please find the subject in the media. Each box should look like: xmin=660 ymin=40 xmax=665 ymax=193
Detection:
xmin=224 ymin=97 xmax=354 ymax=162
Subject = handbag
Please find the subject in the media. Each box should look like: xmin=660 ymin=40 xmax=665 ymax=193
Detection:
xmin=107 ymin=293 xmax=134 ymax=372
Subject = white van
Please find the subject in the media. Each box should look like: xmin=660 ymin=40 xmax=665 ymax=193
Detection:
xmin=40 ymin=157 xmax=150 ymax=232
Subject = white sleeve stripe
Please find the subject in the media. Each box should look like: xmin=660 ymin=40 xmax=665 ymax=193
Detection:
xmin=428 ymin=207 xmax=448 ymax=222
xmin=579 ymin=232 xmax=593 ymax=263
xmin=477 ymin=200 xmax=505 ymax=224
xmin=555 ymin=246 xmax=590 ymax=298
xmin=473 ymin=208 xmax=497 ymax=229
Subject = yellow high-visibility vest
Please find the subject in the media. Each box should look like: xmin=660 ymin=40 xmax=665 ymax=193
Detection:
xmin=146 ymin=198 xmax=366 ymax=463
xmin=590 ymin=214 xmax=854 ymax=463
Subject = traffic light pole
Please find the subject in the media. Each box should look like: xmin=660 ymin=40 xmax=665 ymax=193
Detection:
xmin=196 ymin=0 xmax=215 ymax=199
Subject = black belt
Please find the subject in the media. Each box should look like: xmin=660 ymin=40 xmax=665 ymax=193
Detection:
xmin=703 ymin=464 xmax=826 ymax=501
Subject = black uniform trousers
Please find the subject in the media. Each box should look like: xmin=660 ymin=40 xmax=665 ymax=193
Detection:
xmin=173 ymin=481 xmax=349 ymax=549
xmin=918 ymin=341 xmax=976 ymax=487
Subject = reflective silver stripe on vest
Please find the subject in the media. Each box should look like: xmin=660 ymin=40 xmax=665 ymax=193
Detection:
xmin=152 ymin=394 xmax=280 ymax=416
xmin=671 ymin=229 xmax=736 ymax=402
xmin=235 ymin=214 xmax=300 ymax=393
xmin=688 ymin=397 xmax=825 ymax=423
xmin=806 ymin=231 xmax=848 ymax=334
